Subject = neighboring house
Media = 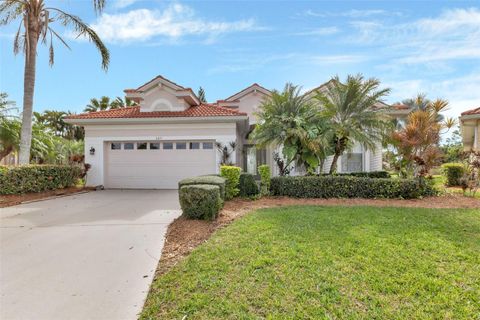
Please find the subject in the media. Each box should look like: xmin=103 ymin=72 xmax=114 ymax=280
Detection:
xmin=460 ymin=107 xmax=480 ymax=151
xmin=65 ymin=75 xmax=409 ymax=189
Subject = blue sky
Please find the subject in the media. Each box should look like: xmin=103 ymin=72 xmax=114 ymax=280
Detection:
xmin=1 ymin=0 xmax=479 ymax=120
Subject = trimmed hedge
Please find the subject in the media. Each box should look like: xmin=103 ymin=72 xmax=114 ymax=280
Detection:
xmin=0 ymin=165 xmax=82 ymax=195
xmin=270 ymin=176 xmax=436 ymax=199
xmin=239 ymin=173 xmax=259 ymax=197
xmin=178 ymin=175 xmax=226 ymax=200
xmin=258 ymin=165 xmax=271 ymax=196
xmin=327 ymin=171 xmax=390 ymax=179
xmin=179 ymin=184 xmax=222 ymax=220
xmin=441 ymin=163 xmax=465 ymax=187
xmin=220 ymin=166 xmax=241 ymax=200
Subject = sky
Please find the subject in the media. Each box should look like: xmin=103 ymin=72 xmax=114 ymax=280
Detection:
xmin=1 ymin=0 xmax=480 ymax=120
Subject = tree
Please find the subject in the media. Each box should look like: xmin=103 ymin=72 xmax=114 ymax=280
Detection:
xmin=1 ymin=0 xmax=109 ymax=164
xmin=252 ymin=83 xmax=331 ymax=174
xmin=84 ymin=96 xmax=112 ymax=112
xmin=197 ymin=87 xmax=207 ymax=103
xmin=441 ymin=126 xmax=463 ymax=163
xmin=391 ymin=98 xmax=455 ymax=177
xmin=314 ymin=75 xmax=391 ymax=173
xmin=110 ymin=96 xmax=138 ymax=109
xmin=0 ymin=93 xmax=19 ymax=161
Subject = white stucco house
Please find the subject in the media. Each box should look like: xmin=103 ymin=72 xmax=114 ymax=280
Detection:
xmin=65 ymin=75 xmax=409 ymax=189
xmin=460 ymin=107 xmax=480 ymax=152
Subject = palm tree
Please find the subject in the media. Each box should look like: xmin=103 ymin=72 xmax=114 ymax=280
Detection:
xmin=401 ymin=93 xmax=445 ymax=122
xmin=110 ymin=96 xmax=138 ymax=109
xmin=252 ymin=83 xmax=332 ymax=173
xmin=0 ymin=92 xmax=17 ymax=116
xmin=1 ymin=0 xmax=109 ymax=164
xmin=84 ymin=96 xmax=112 ymax=112
xmin=314 ymin=75 xmax=391 ymax=174
xmin=0 ymin=117 xmax=21 ymax=161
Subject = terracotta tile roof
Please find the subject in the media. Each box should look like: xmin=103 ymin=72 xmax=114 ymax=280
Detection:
xmin=461 ymin=107 xmax=480 ymax=116
xmin=65 ymin=105 xmax=247 ymax=120
xmin=391 ymin=103 xmax=410 ymax=110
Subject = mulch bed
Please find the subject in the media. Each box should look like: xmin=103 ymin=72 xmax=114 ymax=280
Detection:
xmin=0 ymin=186 xmax=91 ymax=208
xmin=158 ymin=194 xmax=480 ymax=275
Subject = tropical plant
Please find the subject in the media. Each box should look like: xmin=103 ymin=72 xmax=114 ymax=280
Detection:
xmin=197 ymin=87 xmax=207 ymax=103
xmin=440 ymin=126 xmax=463 ymax=163
xmin=110 ymin=96 xmax=138 ymax=109
xmin=314 ymin=75 xmax=391 ymax=174
xmin=1 ymin=0 xmax=109 ymax=164
xmin=0 ymin=117 xmax=21 ymax=161
xmin=216 ymin=141 xmax=236 ymax=166
xmin=84 ymin=96 xmax=113 ymax=112
xmin=252 ymin=83 xmax=331 ymax=174
xmin=391 ymin=98 xmax=455 ymax=177
xmin=0 ymin=92 xmax=17 ymax=116
xmin=460 ymin=151 xmax=480 ymax=197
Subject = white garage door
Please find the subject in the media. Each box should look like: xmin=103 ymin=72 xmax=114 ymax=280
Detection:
xmin=105 ymin=141 xmax=216 ymax=189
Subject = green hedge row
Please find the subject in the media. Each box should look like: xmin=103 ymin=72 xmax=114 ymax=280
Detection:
xmin=0 ymin=165 xmax=82 ymax=194
xmin=270 ymin=176 xmax=436 ymax=199
xmin=441 ymin=163 xmax=465 ymax=187
xmin=179 ymin=184 xmax=222 ymax=220
xmin=326 ymin=171 xmax=391 ymax=179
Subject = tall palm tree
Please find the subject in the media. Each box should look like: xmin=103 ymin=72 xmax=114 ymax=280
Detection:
xmin=84 ymin=96 xmax=112 ymax=112
xmin=110 ymin=96 xmax=138 ymax=109
xmin=314 ymin=75 xmax=391 ymax=174
xmin=1 ymin=0 xmax=109 ymax=164
xmin=252 ymin=83 xmax=332 ymax=173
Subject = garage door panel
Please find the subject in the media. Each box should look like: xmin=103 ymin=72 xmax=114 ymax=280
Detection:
xmin=105 ymin=141 xmax=216 ymax=189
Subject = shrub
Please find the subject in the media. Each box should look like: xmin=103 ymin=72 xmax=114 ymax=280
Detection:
xmin=441 ymin=163 xmax=465 ymax=187
xmin=220 ymin=165 xmax=241 ymax=200
xmin=270 ymin=176 xmax=436 ymax=199
xmin=332 ymin=171 xmax=390 ymax=179
xmin=179 ymin=175 xmax=226 ymax=200
xmin=258 ymin=165 xmax=271 ymax=195
xmin=0 ymin=165 xmax=82 ymax=194
xmin=179 ymin=184 xmax=222 ymax=220
xmin=239 ymin=173 xmax=259 ymax=197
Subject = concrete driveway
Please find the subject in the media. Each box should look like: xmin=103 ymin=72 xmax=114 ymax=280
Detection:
xmin=0 ymin=190 xmax=181 ymax=320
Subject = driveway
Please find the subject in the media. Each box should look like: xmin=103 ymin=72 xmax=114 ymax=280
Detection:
xmin=0 ymin=190 xmax=181 ymax=320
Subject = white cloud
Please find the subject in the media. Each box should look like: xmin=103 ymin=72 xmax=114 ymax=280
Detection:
xmin=349 ymin=8 xmax=480 ymax=64
xmin=88 ymin=3 xmax=260 ymax=43
xmin=291 ymin=27 xmax=339 ymax=36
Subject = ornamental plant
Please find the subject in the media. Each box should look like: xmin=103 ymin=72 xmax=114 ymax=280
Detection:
xmin=258 ymin=164 xmax=271 ymax=196
xmin=220 ymin=165 xmax=241 ymax=200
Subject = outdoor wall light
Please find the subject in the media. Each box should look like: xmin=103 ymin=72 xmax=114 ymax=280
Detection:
xmin=89 ymin=147 xmax=95 ymax=155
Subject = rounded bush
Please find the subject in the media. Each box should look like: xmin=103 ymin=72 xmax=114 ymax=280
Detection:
xmin=239 ymin=173 xmax=259 ymax=197
xmin=441 ymin=163 xmax=465 ymax=187
xmin=179 ymin=184 xmax=222 ymax=220
xmin=178 ymin=175 xmax=226 ymax=200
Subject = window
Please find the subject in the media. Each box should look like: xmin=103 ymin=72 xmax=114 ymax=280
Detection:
xmin=137 ymin=142 xmax=147 ymax=150
xmin=202 ymin=142 xmax=213 ymax=150
xmin=111 ymin=142 xmax=121 ymax=150
xmin=176 ymin=142 xmax=187 ymax=150
xmin=163 ymin=142 xmax=173 ymax=150
xmin=124 ymin=143 xmax=134 ymax=150
xmin=189 ymin=142 xmax=200 ymax=150
xmin=341 ymin=153 xmax=363 ymax=172
xmin=150 ymin=143 xmax=160 ymax=150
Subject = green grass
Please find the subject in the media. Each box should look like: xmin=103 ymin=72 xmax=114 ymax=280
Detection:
xmin=432 ymin=174 xmax=480 ymax=199
xmin=142 ymin=206 xmax=480 ymax=319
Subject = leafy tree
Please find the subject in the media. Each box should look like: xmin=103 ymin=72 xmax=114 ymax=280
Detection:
xmin=197 ymin=87 xmax=207 ymax=103
xmin=441 ymin=126 xmax=463 ymax=163
xmin=391 ymin=98 xmax=455 ymax=177
xmin=314 ymin=75 xmax=391 ymax=174
xmin=0 ymin=93 xmax=19 ymax=161
xmin=252 ymin=83 xmax=331 ymax=174
xmin=1 ymin=0 xmax=109 ymax=164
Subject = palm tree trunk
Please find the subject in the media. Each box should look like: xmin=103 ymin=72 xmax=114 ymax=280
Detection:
xmin=329 ymin=152 xmax=341 ymax=174
xmin=18 ymin=24 xmax=39 ymax=165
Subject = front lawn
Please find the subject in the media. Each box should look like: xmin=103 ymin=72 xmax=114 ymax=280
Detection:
xmin=142 ymin=206 xmax=480 ymax=319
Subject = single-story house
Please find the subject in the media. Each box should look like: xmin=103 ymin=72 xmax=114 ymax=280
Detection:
xmin=65 ymin=75 xmax=409 ymax=189
xmin=460 ymin=107 xmax=480 ymax=151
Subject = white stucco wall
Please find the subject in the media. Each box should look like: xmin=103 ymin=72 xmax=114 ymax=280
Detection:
xmin=236 ymin=92 xmax=269 ymax=124
xmin=83 ymin=122 xmax=237 ymax=187
xmin=140 ymin=86 xmax=190 ymax=112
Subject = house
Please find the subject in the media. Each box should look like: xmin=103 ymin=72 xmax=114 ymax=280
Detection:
xmin=460 ymin=107 xmax=480 ymax=151
xmin=65 ymin=75 xmax=409 ymax=189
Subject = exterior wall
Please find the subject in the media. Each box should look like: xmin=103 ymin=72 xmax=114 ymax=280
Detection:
xmin=140 ymin=86 xmax=189 ymax=112
xmin=460 ymin=118 xmax=480 ymax=151
xmin=83 ymin=122 xmax=237 ymax=187
xmin=236 ymin=92 xmax=268 ymax=124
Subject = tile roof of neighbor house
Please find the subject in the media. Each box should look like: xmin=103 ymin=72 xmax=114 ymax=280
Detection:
xmin=65 ymin=104 xmax=247 ymax=120
xmin=391 ymin=103 xmax=410 ymax=110
xmin=224 ymin=83 xmax=272 ymax=101
xmin=461 ymin=107 xmax=480 ymax=116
